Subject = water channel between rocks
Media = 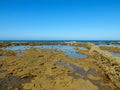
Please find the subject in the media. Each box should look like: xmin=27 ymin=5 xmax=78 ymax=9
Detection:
xmin=104 ymin=50 xmax=120 ymax=57
xmin=56 ymin=61 xmax=111 ymax=90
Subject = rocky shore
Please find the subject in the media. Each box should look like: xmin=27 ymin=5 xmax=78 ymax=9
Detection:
xmin=90 ymin=44 xmax=120 ymax=89
xmin=0 ymin=42 xmax=120 ymax=90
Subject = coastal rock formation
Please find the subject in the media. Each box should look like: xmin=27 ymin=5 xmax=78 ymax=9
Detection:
xmin=0 ymin=49 xmax=101 ymax=90
xmin=0 ymin=43 xmax=119 ymax=90
xmin=89 ymin=44 xmax=120 ymax=88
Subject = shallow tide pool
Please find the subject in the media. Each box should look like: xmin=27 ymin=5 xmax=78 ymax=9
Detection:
xmin=3 ymin=45 xmax=87 ymax=59
xmin=104 ymin=50 xmax=120 ymax=57
xmin=0 ymin=56 xmax=6 ymax=59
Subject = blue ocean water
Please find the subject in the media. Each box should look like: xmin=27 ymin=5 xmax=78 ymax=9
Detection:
xmin=0 ymin=40 xmax=120 ymax=43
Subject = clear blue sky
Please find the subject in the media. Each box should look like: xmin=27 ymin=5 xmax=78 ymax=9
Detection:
xmin=0 ymin=0 xmax=120 ymax=40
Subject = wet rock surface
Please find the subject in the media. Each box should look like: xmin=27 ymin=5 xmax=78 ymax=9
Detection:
xmin=0 ymin=43 xmax=119 ymax=90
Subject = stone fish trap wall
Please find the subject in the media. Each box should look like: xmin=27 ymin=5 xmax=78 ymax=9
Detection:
xmin=89 ymin=44 xmax=120 ymax=88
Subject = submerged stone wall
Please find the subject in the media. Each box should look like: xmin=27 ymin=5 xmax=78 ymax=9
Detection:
xmin=89 ymin=44 xmax=120 ymax=88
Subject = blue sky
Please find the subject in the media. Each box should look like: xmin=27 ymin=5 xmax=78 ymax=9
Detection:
xmin=0 ymin=0 xmax=120 ymax=40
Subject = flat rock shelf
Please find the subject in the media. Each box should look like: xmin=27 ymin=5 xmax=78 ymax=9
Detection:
xmin=0 ymin=42 xmax=120 ymax=90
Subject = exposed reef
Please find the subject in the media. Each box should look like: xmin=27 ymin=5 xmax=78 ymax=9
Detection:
xmin=90 ymin=44 xmax=120 ymax=89
xmin=0 ymin=43 xmax=119 ymax=90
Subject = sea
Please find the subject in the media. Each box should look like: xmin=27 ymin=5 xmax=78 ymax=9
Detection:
xmin=0 ymin=40 xmax=120 ymax=43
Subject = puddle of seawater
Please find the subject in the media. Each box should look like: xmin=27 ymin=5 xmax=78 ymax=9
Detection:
xmin=87 ymin=69 xmax=99 ymax=77
xmin=63 ymin=50 xmax=86 ymax=59
xmin=90 ymin=80 xmax=112 ymax=90
xmin=69 ymin=64 xmax=87 ymax=77
xmin=56 ymin=62 xmax=99 ymax=79
xmin=75 ymin=47 xmax=88 ymax=50
xmin=4 ymin=46 xmax=31 ymax=51
xmin=56 ymin=61 xmax=111 ymax=90
xmin=56 ymin=62 xmax=86 ymax=79
xmin=56 ymin=61 xmax=70 ymax=68
xmin=104 ymin=50 xmax=120 ymax=57
xmin=68 ymin=64 xmax=111 ymax=90
xmin=56 ymin=61 xmax=99 ymax=79
xmin=3 ymin=45 xmax=87 ymax=59
xmin=36 ymin=45 xmax=87 ymax=59
xmin=0 ymin=56 xmax=6 ymax=59
xmin=16 ymin=53 xmax=23 ymax=57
